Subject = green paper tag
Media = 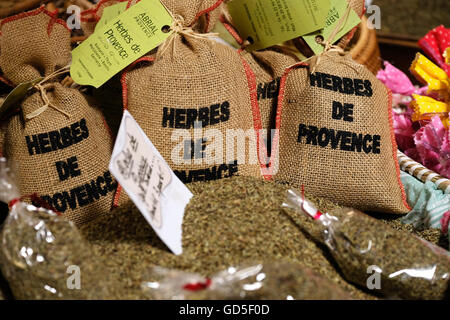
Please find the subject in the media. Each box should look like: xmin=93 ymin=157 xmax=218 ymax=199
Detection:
xmin=302 ymin=0 xmax=361 ymax=55
xmin=71 ymin=0 xmax=173 ymax=88
xmin=95 ymin=2 xmax=128 ymax=31
xmin=227 ymin=0 xmax=330 ymax=51
xmin=0 ymin=78 xmax=43 ymax=120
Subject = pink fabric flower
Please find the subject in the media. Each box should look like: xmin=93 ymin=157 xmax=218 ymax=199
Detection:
xmin=393 ymin=112 xmax=415 ymax=151
xmin=377 ymin=61 xmax=418 ymax=96
xmin=377 ymin=61 xmax=428 ymax=98
xmin=438 ymin=132 xmax=450 ymax=177
xmin=414 ymin=116 xmax=446 ymax=174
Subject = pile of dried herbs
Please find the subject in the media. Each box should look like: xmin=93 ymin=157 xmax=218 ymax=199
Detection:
xmin=284 ymin=204 xmax=450 ymax=300
xmin=2 ymin=176 xmax=448 ymax=300
xmin=0 ymin=203 xmax=112 ymax=300
xmin=186 ymin=262 xmax=352 ymax=300
xmin=80 ymin=176 xmax=376 ymax=300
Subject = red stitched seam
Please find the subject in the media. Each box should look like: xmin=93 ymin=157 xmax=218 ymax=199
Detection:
xmin=204 ymin=12 xmax=211 ymax=33
xmin=269 ymin=62 xmax=309 ymax=178
xmin=112 ymin=185 xmax=123 ymax=209
xmin=193 ymin=0 xmax=224 ymax=26
xmin=80 ymin=0 xmax=128 ymax=22
xmin=220 ymin=15 xmax=244 ymax=45
xmin=386 ymin=87 xmax=411 ymax=211
xmin=238 ymin=52 xmax=270 ymax=180
xmin=0 ymin=5 xmax=71 ymax=33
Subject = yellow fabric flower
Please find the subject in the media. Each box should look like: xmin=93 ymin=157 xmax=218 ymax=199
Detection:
xmin=410 ymin=53 xmax=450 ymax=127
xmin=411 ymin=95 xmax=450 ymax=125
xmin=410 ymin=53 xmax=449 ymax=93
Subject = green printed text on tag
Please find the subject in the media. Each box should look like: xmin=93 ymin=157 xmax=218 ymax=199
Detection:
xmin=303 ymin=0 xmax=361 ymax=55
xmin=71 ymin=0 xmax=173 ymax=88
xmin=227 ymin=0 xmax=330 ymax=51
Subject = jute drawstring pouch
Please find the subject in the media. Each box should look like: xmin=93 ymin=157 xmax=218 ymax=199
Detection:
xmin=270 ymin=7 xmax=410 ymax=214
xmin=0 ymin=7 xmax=121 ymax=226
xmin=218 ymin=13 xmax=299 ymax=168
xmin=81 ymin=0 xmax=129 ymax=37
xmin=122 ymin=0 xmax=265 ymax=183
xmin=81 ymin=0 xmax=224 ymax=37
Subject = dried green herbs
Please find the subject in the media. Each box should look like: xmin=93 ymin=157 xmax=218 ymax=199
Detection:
xmin=0 ymin=203 xmax=111 ymax=300
xmin=186 ymin=262 xmax=352 ymax=300
xmin=2 ymin=175 xmax=448 ymax=300
xmin=80 ymin=176 xmax=375 ymax=300
xmin=283 ymin=196 xmax=450 ymax=300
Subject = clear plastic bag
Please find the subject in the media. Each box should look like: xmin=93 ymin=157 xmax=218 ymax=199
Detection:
xmin=282 ymin=189 xmax=450 ymax=300
xmin=0 ymin=158 xmax=110 ymax=300
xmin=141 ymin=262 xmax=352 ymax=300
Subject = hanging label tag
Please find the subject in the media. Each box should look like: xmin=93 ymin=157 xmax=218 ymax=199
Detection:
xmin=109 ymin=111 xmax=192 ymax=255
xmin=0 ymin=78 xmax=43 ymax=120
xmin=71 ymin=0 xmax=173 ymax=88
xmin=303 ymin=0 xmax=361 ymax=55
xmin=95 ymin=2 xmax=128 ymax=31
xmin=227 ymin=0 xmax=330 ymax=51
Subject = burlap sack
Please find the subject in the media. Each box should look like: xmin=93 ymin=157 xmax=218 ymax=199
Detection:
xmin=81 ymin=0 xmax=129 ymax=37
xmin=244 ymin=48 xmax=298 ymax=136
xmin=81 ymin=0 xmax=227 ymax=138
xmin=218 ymin=13 xmax=299 ymax=166
xmin=0 ymin=7 xmax=121 ymax=226
xmin=122 ymin=0 xmax=263 ymax=183
xmin=81 ymin=0 xmax=225 ymax=37
xmin=272 ymin=51 xmax=410 ymax=214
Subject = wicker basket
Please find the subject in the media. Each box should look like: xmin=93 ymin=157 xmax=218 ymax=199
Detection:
xmin=350 ymin=15 xmax=382 ymax=75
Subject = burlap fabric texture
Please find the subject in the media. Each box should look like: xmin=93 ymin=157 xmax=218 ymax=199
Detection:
xmin=0 ymin=7 xmax=121 ymax=226
xmin=122 ymin=0 xmax=264 ymax=184
xmin=272 ymin=51 xmax=410 ymax=214
xmin=218 ymin=14 xmax=299 ymax=168
xmin=81 ymin=0 xmax=129 ymax=37
xmin=81 ymin=0 xmax=225 ymax=37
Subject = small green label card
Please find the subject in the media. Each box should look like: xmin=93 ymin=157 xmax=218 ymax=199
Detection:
xmin=95 ymin=2 xmax=128 ymax=31
xmin=71 ymin=0 xmax=173 ymax=88
xmin=0 ymin=78 xmax=43 ymax=120
xmin=227 ymin=0 xmax=330 ymax=51
xmin=303 ymin=0 xmax=361 ymax=55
